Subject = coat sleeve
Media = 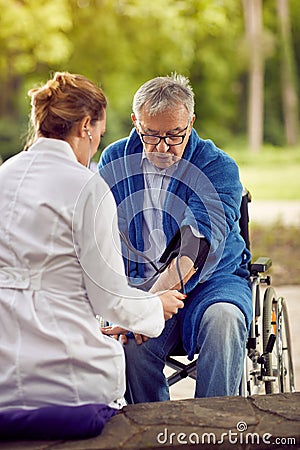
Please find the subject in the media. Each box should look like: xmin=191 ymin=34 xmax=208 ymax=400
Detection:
xmin=72 ymin=173 xmax=164 ymax=337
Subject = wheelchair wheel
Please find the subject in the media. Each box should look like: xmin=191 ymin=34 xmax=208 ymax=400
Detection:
xmin=262 ymin=287 xmax=295 ymax=394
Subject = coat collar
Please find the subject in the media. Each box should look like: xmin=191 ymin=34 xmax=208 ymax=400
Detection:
xmin=28 ymin=138 xmax=78 ymax=163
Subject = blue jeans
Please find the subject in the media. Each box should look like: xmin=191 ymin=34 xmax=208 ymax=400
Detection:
xmin=124 ymin=303 xmax=248 ymax=403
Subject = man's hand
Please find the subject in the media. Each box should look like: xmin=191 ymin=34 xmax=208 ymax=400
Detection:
xmin=101 ymin=325 xmax=129 ymax=342
xmin=101 ymin=326 xmax=149 ymax=345
xmin=101 ymin=325 xmax=128 ymax=336
xmin=127 ymin=333 xmax=149 ymax=345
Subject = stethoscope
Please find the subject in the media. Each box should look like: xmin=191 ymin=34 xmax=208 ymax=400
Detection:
xmin=90 ymin=124 xmax=185 ymax=293
xmin=86 ymin=129 xmax=93 ymax=168
xmin=119 ymin=229 xmax=185 ymax=294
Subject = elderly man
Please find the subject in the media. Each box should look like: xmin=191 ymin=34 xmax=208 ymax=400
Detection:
xmin=98 ymin=74 xmax=252 ymax=402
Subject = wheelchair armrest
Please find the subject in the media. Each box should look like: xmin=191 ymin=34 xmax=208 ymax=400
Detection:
xmin=250 ymin=257 xmax=272 ymax=275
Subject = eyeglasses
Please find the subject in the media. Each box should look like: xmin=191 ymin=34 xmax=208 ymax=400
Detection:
xmin=139 ymin=123 xmax=190 ymax=146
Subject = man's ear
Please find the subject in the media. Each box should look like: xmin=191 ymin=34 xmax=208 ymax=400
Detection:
xmin=131 ymin=113 xmax=138 ymax=128
xmin=190 ymin=114 xmax=196 ymax=127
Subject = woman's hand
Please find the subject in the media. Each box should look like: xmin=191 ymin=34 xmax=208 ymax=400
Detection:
xmin=158 ymin=290 xmax=186 ymax=320
xmin=101 ymin=290 xmax=185 ymax=343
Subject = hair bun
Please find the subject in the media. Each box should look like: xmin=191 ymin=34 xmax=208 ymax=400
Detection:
xmin=26 ymin=71 xmax=107 ymax=147
xmin=45 ymin=79 xmax=60 ymax=98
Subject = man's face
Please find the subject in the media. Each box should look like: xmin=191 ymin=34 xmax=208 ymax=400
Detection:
xmin=132 ymin=105 xmax=195 ymax=169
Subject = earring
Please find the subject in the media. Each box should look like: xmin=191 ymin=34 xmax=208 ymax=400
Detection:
xmin=84 ymin=127 xmax=92 ymax=141
xmin=84 ymin=128 xmax=92 ymax=141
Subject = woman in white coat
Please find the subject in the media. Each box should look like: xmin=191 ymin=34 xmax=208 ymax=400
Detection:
xmin=0 ymin=72 xmax=185 ymax=412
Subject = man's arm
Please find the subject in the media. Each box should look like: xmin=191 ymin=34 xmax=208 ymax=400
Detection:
xmin=150 ymin=255 xmax=196 ymax=292
xmin=150 ymin=227 xmax=210 ymax=293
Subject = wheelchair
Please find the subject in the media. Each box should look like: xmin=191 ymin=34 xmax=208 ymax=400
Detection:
xmin=166 ymin=189 xmax=295 ymax=396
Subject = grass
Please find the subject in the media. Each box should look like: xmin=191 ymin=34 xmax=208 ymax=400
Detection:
xmin=238 ymin=165 xmax=300 ymax=200
xmin=221 ymin=144 xmax=300 ymax=285
xmin=250 ymin=222 xmax=300 ymax=286
xmin=226 ymin=144 xmax=300 ymax=200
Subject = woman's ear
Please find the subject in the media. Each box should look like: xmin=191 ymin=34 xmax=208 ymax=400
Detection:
xmin=79 ymin=116 xmax=91 ymax=138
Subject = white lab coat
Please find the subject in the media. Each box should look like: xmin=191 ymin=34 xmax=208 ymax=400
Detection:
xmin=0 ymin=138 xmax=164 ymax=409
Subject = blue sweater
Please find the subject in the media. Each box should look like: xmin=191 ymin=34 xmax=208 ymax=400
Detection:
xmin=99 ymin=129 xmax=252 ymax=357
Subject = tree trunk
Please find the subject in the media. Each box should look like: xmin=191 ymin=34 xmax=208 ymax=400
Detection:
xmin=242 ymin=0 xmax=264 ymax=152
xmin=276 ymin=0 xmax=299 ymax=145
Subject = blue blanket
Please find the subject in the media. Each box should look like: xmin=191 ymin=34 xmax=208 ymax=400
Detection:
xmin=99 ymin=129 xmax=252 ymax=358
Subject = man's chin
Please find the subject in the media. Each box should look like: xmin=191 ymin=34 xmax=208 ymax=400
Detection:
xmin=150 ymin=154 xmax=178 ymax=169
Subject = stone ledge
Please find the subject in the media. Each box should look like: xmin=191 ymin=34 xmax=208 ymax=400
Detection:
xmin=0 ymin=393 xmax=299 ymax=449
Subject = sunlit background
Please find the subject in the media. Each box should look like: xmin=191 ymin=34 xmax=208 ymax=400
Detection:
xmin=0 ymin=0 xmax=299 ymax=164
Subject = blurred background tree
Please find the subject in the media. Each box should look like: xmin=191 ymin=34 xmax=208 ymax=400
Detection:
xmin=0 ymin=0 xmax=299 ymax=162
xmin=0 ymin=0 xmax=72 ymax=160
xmin=276 ymin=0 xmax=299 ymax=145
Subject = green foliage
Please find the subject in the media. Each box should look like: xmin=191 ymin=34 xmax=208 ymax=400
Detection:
xmin=188 ymin=0 xmax=247 ymax=144
xmin=0 ymin=117 xmax=28 ymax=161
xmin=0 ymin=0 xmax=299 ymax=161
xmin=65 ymin=0 xmax=197 ymax=144
xmin=0 ymin=0 xmax=72 ymax=75
xmin=0 ymin=0 xmax=73 ymax=159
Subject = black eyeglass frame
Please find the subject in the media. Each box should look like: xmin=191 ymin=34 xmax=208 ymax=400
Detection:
xmin=139 ymin=123 xmax=190 ymax=147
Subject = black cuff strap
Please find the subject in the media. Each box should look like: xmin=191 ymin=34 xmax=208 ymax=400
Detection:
xmin=159 ymin=226 xmax=209 ymax=271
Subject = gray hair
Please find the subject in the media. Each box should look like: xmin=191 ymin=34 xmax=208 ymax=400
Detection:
xmin=132 ymin=73 xmax=194 ymax=120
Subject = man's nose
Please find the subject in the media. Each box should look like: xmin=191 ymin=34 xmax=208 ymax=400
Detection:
xmin=156 ymin=138 xmax=169 ymax=152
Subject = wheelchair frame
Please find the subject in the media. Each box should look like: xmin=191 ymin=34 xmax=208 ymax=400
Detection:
xmin=167 ymin=191 xmax=295 ymax=397
xmin=240 ymin=259 xmax=295 ymax=396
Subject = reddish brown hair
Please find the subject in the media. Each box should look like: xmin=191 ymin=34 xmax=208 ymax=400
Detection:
xmin=26 ymin=72 xmax=107 ymax=147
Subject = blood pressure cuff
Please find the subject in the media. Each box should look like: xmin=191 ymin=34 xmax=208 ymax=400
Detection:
xmin=159 ymin=225 xmax=209 ymax=271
